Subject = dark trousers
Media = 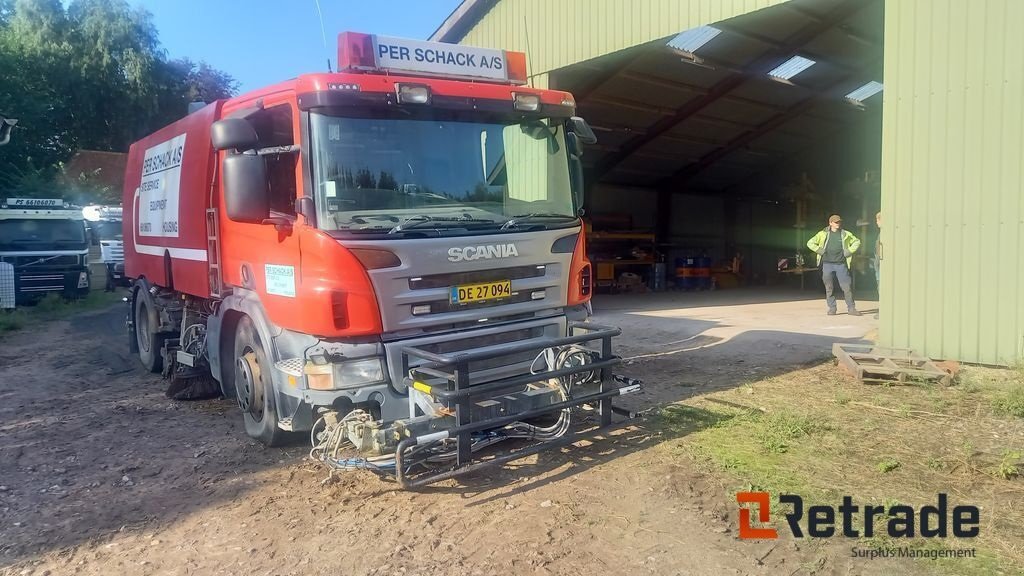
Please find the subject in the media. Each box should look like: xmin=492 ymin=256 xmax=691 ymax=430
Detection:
xmin=822 ymin=262 xmax=855 ymax=312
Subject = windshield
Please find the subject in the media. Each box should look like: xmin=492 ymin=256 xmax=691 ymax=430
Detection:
xmin=310 ymin=110 xmax=577 ymax=235
xmin=89 ymin=220 xmax=123 ymax=241
xmin=0 ymin=218 xmax=87 ymax=249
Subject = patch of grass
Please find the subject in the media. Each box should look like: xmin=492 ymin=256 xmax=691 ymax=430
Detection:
xmin=992 ymin=383 xmax=1024 ymax=418
xmin=876 ymin=457 xmax=900 ymax=473
xmin=755 ymin=411 xmax=829 ymax=454
xmin=958 ymin=379 xmax=982 ymax=394
xmin=655 ymin=404 xmax=738 ymax=437
xmin=673 ymin=362 xmax=1024 ymax=572
xmin=0 ymin=290 xmax=123 ymax=337
xmin=995 ymin=450 xmax=1021 ymax=480
xmin=0 ymin=312 xmax=25 ymax=332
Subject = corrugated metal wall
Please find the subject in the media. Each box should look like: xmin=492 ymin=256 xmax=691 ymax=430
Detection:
xmin=881 ymin=0 xmax=1024 ymax=365
xmin=457 ymin=0 xmax=788 ymax=78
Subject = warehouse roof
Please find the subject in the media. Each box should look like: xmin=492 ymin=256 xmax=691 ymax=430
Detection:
xmin=433 ymin=0 xmax=883 ymax=193
xmin=431 ymin=0 xmax=498 ymax=44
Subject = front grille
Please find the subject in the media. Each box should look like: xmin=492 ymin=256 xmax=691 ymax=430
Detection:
xmin=418 ymin=326 xmax=545 ymax=355
xmin=1 ymin=255 xmax=80 ymax=268
xmin=19 ymin=273 xmax=67 ymax=292
xmin=409 ymin=264 xmax=546 ymax=290
xmin=382 ymin=315 xmax=567 ymax=389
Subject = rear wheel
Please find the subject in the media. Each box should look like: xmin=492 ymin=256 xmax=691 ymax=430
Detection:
xmin=134 ymin=289 xmax=164 ymax=373
xmin=233 ymin=316 xmax=287 ymax=446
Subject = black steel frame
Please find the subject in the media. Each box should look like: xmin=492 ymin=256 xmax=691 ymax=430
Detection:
xmin=395 ymin=321 xmax=641 ymax=489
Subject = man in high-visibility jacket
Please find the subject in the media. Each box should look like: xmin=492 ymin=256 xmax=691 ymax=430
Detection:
xmin=806 ymin=214 xmax=862 ymax=316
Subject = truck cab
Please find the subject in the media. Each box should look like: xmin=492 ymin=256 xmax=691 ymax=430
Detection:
xmin=0 ymin=198 xmax=90 ymax=304
xmin=84 ymin=205 xmax=126 ymax=290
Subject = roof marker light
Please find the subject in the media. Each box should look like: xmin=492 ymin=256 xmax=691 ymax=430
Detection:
xmin=337 ymin=32 xmax=376 ymax=70
xmin=505 ymin=51 xmax=528 ymax=85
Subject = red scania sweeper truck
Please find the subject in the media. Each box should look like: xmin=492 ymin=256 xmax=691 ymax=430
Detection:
xmin=123 ymin=32 xmax=640 ymax=487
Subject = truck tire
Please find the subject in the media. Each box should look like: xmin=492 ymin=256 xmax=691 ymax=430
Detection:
xmin=134 ymin=289 xmax=164 ymax=373
xmin=233 ymin=316 xmax=287 ymax=446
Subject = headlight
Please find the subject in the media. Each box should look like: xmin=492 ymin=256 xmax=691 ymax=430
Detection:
xmin=334 ymin=358 xmax=386 ymax=388
xmin=306 ymin=357 xmax=386 ymax=391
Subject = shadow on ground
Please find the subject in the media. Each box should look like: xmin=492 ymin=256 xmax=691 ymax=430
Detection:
xmin=0 ymin=288 xmax=877 ymax=565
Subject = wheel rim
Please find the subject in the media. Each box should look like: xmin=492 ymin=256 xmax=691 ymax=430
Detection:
xmin=137 ymin=300 xmax=151 ymax=353
xmin=236 ymin=349 xmax=265 ymax=422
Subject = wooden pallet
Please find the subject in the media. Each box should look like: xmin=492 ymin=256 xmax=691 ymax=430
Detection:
xmin=832 ymin=343 xmax=953 ymax=386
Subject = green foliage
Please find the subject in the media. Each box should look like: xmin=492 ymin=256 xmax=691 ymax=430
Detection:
xmin=996 ymin=450 xmax=1020 ymax=480
xmin=0 ymin=0 xmax=238 ymax=202
xmin=992 ymin=384 xmax=1024 ymax=418
xmin=656 ymin=404 xmax=738 ymax=437
xmin=755 ymin=411 xmax=828 ymax=454
xmin=876 ymin=457 xmax=900 ymax=473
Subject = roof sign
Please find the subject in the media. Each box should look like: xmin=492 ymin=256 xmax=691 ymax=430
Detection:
xmin=338 ymin=32 xmax=527 ymax=84
xmin=768 ymin=55 xmax=816 ymax=81
xmin=845 ymin=80 xmax=884 ymax=103
xmin=667 ymin=26 xmax=722 ymax=54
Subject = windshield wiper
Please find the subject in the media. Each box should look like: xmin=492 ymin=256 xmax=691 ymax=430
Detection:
xmin=388 ymin=215 xmax=500 ymax=235
xmin=500 ymin=213 xmax=577 ymax=230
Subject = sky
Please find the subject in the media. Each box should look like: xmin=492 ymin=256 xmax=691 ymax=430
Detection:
xmin=134 ymin=0 xmax=464 ymax=93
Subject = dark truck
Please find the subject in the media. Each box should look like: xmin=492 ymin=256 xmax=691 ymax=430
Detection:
xmin=0 ymin=198 xmax=91 ymax=304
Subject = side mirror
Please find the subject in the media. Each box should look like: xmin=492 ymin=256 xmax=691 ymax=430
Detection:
xmin=211 ymin=118 xmax=259 ymax=151
xmin=0 ymin=117 xmax=17 ymax=146
xmin=568 ymin=154 xmax=585 ymax=213
xmin=566 ymin=131 xmax=582 ymax=158
xmin=223 ymin=154 xmax=269 ymax=223
xmin=567 ymin=116 xmax=597 ymax=145
xmin=295 ymin=196 xmax=317 ymax=225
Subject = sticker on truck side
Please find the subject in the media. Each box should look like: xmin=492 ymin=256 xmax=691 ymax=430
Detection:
xmin=139 ymin=133 xmax=186 ymax=238
xmin=265 ymin=264 xmax=296 ymax=297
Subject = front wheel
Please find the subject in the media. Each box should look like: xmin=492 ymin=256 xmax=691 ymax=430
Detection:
xmin=233 ymin=316 xmax=288 ymax=446
xmin=134 ymin=289 xmax=164 ymax=373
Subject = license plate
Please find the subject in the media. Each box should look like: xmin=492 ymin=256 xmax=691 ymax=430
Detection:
xmin=450 ymin=280 xmax=512 ymax=304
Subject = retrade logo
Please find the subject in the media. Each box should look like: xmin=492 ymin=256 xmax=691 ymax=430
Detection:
xmin=736 ymin=492 xmax=979 ymax=540
xmin=737 ymin=492 xmax=779 ymax=539
xmin=447 ymin=243 xmax=519 ymax=262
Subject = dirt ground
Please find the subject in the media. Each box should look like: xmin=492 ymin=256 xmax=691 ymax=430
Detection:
xmin=1 ymin=291 xmax=938 ymax=576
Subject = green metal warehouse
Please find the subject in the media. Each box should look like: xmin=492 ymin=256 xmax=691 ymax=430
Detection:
xmin=432 ymin=0 xmax=1024 ymax=365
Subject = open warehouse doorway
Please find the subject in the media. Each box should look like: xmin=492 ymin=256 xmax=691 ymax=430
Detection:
xmin=549 ymin=0 xmax=883 ymax=299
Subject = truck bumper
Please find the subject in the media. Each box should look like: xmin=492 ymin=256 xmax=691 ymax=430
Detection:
xmin=271 ymin=315 xmax=569 ymax=427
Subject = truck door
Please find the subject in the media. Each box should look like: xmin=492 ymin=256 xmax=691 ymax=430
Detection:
xmin=220 ymin=101 xmax=304 ymax=317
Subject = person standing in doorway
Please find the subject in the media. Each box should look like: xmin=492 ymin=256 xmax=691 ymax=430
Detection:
xmin=806 ymin=214 xmax=862 ymax=316
xmin=873 ymin=212 xmax=882 ymax=319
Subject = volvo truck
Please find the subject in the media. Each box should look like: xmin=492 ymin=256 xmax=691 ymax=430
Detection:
xmin=0 ymin=198 xmax=90 ymax=304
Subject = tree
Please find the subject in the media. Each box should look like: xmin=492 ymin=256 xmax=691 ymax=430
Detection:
xmin=355 ymin=169 xmax=376 ymax=189
xmin=0 ymin=0 xmax=238 ymax=201
xmin=173 ymin=58 xmax=238 ymax=103
xmin=377 ymin=170 xmax=398 ymax=191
